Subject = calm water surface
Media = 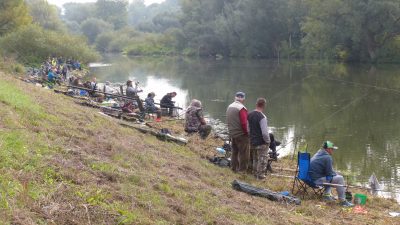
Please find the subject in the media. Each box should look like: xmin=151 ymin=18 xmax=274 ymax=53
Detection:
xmin=91 ymin=56 xmax=400 ymax=200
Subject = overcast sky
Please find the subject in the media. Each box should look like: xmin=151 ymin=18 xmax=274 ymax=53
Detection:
xmin=47 ymin=0 xmax=165 ymax=7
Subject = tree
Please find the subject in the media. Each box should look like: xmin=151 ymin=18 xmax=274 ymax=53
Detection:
xmin=347 ymin=0 xmax=400 ymax=61
xmin=26 ymin=0 xmax=66 ymax=32
xmin=63 ymin=2 xmax=96 ymax=24
xmin=180 ymin=0 xmax=229 ymax=56
xmin=302 ymin=0 xmax=400 ymax=62
xmin=80 ymin=18 xmax=114 ymax=43
xmin=0 ymin=0 xmax=31 ymax=36
xmin=96 ymin=0 xmax=128 ymax=29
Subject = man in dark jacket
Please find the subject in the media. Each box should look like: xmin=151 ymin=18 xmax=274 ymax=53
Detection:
xmin=309 ymin=141 xmax=354 ymax=207
xmin=248 ymin=98 xmax=270 ymax=179
xmin=226 ymin=92 xmax=249 ymax=172
xmin=160 ymin=92 xmax=177 ymax=116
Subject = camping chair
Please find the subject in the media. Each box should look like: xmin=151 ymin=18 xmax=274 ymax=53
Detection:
xmin=292 ymin=152 xmax=325 ymax=198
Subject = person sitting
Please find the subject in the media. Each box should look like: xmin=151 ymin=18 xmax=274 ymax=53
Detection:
xmin=184 ymin=99 xmax=212 ymax=139
xmin=47 ymin=69 xmax=56 ymax=83
xmin=309 ymin=141 xmax=354 ymax=207
xmin=268 ymin=133 xmax=281 ymax=160
xmin=90 ymin=77 xmax=98 ymax=91
xmin=103 ymin=81 xmax=114 ymax=100
xmin=160 ymin=92 xmax=177 ymax=116
xmin=62 ymin=64 xmax=68 ymax=81
xmin=126 ymin=80 xmax=140 ymax=108
xmin=145 ymin=92 xmax=161 ymax=121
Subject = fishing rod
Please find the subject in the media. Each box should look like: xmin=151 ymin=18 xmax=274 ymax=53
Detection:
xmin=66 ymin=85 xmax=140 ymax=101
xmin=66 ymin=85 xmax=184 ymax=110
xmin=319 ymin=76 xmax=400 ymax=95
xmin=274 ymin=91 xmax=370 ymax=154
xmin=103 ymin=82 xmax=183 ymax=110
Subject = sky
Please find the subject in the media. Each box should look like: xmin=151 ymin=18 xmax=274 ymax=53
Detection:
xmin=47 ymin=0 xmax=165 ymax=7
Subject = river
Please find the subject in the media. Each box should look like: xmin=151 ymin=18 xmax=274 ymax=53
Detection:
xmin=90 ymin=55 xmax=400 ymax=201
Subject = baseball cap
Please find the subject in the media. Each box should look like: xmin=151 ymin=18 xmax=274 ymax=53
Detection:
xmin=235 ymin=91 xmax=246 ymax=99
xmin=323 ymin=141 xmax=338 ymax=150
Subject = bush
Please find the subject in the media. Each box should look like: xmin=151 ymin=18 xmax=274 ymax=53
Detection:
xmin=95 ymin=32 xmax=114 ymax=52
xmin=0 ymin=24 xmax=100 ymax=64
xmin=0 ymin=58 xmax=26 ymax=74
xmin=124 ymin=33 xmax=176 ymax=56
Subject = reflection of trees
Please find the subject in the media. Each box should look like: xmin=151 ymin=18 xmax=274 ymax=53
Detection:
xmin=296 ymin=64 xmax=400 ymax=185
xmin=92 ymin=56 xmax=400 ymax=187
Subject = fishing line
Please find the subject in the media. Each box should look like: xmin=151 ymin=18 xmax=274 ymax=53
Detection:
xmin=275 ymin=90 xmax=370 ymax=153
xmin=319 ymin=76 xmax=400 ymax=95
xmin=269 ymin=74 xmax=315 ymax=101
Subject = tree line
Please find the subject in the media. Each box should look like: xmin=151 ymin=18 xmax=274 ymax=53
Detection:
xmin=1 ymin=0 xmax=400 ymax=64
xmin=62 ymin=0 xmax=400 ymax=62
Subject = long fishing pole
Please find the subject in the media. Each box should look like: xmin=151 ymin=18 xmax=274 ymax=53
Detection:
xmin=65 ymin=85 xmax=184 ymax=110
xmin=275 ymin=91 xmax=370 ymax=154
xmin=320 ymin=76 xmax=400 ymax=95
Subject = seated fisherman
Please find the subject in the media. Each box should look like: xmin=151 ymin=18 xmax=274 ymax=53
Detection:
xmin=160 ymin=92 xmax=177 ymax=116
xmin=145 ymin=92 xmax=161 ymax=121
xmin=184 ymin=99 xmax=212 ymax=139
xmin=268 ymin=133 xmax=281 ymax=160
xmin=47 ymin=69 xmax=56 ymax=83
xmin=309 ymin=141 xmax=354 ymax=207
xmin=126 ymin=80 xmax=140 ymax=108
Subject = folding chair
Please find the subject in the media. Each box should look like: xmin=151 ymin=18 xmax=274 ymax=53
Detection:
xmin=292 ymin=152 xmax=325 ymax=198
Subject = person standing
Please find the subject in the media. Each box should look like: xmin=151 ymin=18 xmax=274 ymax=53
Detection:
xmin=248 ymin=98 xmax=270 ymax=179
xmin=226 ymin=92 xmax=249 ymax=172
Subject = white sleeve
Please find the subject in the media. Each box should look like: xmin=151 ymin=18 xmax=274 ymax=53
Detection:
xmin=259 ymin=117 xmax=270 ymax=144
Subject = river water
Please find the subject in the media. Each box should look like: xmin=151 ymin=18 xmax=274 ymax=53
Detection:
xmin=90 ymin=55 xmax=400 ymax=200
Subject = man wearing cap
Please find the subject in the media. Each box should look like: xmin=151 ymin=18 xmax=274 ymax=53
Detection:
xmin=309 ymin=141 xmax=354 ymax=207
xmin=226 ymin=92 xmax=249 ymax=172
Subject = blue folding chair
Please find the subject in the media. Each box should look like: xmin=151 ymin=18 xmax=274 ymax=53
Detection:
xmin=292 ymin=152 xmax=325 ymax=198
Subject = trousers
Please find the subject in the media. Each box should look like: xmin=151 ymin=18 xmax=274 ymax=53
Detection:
xmin=315 ymin=175 xmax=346 ymax=200
xmin=251 ymin=145 xmax=269 ymax=176
xmin=231 ymin=135 xmax=250 ymax=172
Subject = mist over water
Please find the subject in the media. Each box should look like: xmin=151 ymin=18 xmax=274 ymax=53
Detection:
xmin=91 ymin=55 xmax=400 ymax=200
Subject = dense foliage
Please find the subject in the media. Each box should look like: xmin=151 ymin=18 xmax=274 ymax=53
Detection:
xmin=0 ymin=0 xmax=32 ymax=36
xmin=60 ymin=0 xmax=400 ymax=62
xmin=0 ymin=0 xmax=98 ymax=64
xmin=0 ymin=25 xmax=99 ymax=64
xmin=2 ymin=0 xmax=400 ymax=63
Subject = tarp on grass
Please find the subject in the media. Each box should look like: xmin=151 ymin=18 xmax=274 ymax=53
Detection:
xmin=232 ymin=180 xmax=301 ymax=205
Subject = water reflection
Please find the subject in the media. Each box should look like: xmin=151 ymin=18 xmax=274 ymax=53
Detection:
xmin=136 ymin=76 xmax=188 ymax=109
xmin=91 ymin=55 xmax=400 ymax=201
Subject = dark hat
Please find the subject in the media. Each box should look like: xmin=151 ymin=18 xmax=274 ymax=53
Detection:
xmin=235 ymin=91 xmax=246 ymax=99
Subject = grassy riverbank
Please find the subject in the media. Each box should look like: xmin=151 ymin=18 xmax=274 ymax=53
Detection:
xmin=0 ymin=71 xmax=399 ymax=224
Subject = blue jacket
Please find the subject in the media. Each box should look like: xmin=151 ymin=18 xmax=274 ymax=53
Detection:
xmin=48 ymin=71 xmax=55 ymax=82
xmin=309 ymin=149 xmax=336 ymax=181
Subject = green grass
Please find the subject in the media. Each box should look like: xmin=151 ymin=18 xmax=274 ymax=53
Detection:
xmin=0 ymin=72 xmax=399 ymax=224
xmin=0 ymin=80 xmax=46 ymax=124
